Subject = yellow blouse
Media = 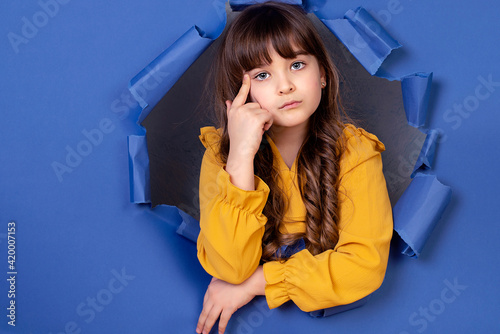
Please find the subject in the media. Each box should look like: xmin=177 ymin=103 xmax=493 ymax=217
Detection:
xmin=197 ymin=124 xmax=393 ymax=312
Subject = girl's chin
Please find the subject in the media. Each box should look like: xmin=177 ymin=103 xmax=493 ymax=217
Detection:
xmin=268 ymin=120 xmax=310 ymax=132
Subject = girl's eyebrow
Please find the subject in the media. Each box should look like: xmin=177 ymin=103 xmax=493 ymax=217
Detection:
xmin=248 ymin=50 xmax=310 ymax=71
xmin=292 ymin=50 xmax=309 ymax=57
xmin=247 ymin=65 xmax=266 ymax=72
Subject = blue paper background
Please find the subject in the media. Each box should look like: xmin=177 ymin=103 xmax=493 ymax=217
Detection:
xmin=1 ymin=0 xmax=499 ymax=333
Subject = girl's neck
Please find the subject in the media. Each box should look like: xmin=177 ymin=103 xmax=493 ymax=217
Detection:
xmin=267 ymin=122 xmax=309 ymax=169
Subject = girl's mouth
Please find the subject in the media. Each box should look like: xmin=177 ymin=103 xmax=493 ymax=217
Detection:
xmin=280 ymin=100 xmax=301 ymax=110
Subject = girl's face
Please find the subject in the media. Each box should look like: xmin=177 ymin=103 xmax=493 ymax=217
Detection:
xmin=246 ymin=47 xmax=325 ymax=133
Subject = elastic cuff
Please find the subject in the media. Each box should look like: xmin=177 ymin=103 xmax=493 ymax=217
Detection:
xmin=216 ymin=168 xmax=270 ymax=214
xmin=263 ymin=261 xmax=290 ymax=309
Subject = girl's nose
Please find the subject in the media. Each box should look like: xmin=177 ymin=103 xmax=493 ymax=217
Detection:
xmin=278 ymin=76 xmax=295 ymax=95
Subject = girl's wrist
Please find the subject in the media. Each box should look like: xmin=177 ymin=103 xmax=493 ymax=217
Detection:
xmin=228 ymin=147 xmax=256 ymax=164
xmin=247 ymin=266 xmax=266 ymax=296
xmin=225 ymin=151 xmax=256 ymax=191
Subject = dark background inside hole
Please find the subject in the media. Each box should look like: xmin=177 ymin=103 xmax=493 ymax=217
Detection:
xmin=141 ymin=11 xmax=425 ymax=221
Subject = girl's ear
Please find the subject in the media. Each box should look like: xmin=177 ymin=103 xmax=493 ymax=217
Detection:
xmin=320 ymin=67 xmax=326 ymax=86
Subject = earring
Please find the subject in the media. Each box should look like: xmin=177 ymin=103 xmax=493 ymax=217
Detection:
xmin=321 ymin=82 xmax=326 ymax=87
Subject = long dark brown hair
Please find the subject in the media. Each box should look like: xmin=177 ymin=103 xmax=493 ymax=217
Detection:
xmin=209 ymin=2 xmax=347 ymax=262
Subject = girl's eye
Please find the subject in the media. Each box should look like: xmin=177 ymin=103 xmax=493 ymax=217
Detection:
xmin=291 ymin=61 xmax=305 ymax=70
xmin=255 ymin=72 xmax=269 ymax=80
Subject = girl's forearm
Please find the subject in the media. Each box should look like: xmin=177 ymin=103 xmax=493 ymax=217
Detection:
xmin=225 ymin=151 xmax=255 ymax=191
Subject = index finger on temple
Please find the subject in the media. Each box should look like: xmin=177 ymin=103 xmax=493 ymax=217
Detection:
xmin=232 ymin=74 xmax=251 ymax=107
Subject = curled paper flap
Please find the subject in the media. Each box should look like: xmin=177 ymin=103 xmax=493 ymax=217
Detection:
xmin=393 ymin=174 xmax=452 ymax=258
xmin=128 ymin=25 xmax=218 ymax=124
xmin=321 ymin=7 xmax=401 ymax=75
xmin=401 ymin=72 xmax=433 ymax=127
xmin=411 ymin=129 xmax=439 ymax=178
xmin=229 ymin=0 xmax=303 ymax=11
xmin=127 ymin=135 xmax=151 ymax=204
xmin=148 ymin=204 xmax=184 ymax=226
xmin=176 ymin=209 xmax=201 ymax=242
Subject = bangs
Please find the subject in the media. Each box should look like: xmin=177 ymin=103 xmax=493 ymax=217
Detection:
xmin=232 ymin=5 xmax=318 ymax=71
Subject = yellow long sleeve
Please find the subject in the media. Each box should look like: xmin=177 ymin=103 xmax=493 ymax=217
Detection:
xmin=197 ymin=127 xmax=270 ymax=284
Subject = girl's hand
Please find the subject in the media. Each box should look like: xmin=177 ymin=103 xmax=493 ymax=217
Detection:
xmin=225 ymin=75 xmax=273 ymax=191
xmin=196 ymin=278 xmax=254 ymax=334
xmin=226 ymin=74 xmax=273 ymax=161
xmin=196 ymin=267 xmax=266 ymax=334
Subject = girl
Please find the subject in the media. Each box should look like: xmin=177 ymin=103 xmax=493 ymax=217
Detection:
xmin=196 ymin=2 xmax=393 ymax=334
